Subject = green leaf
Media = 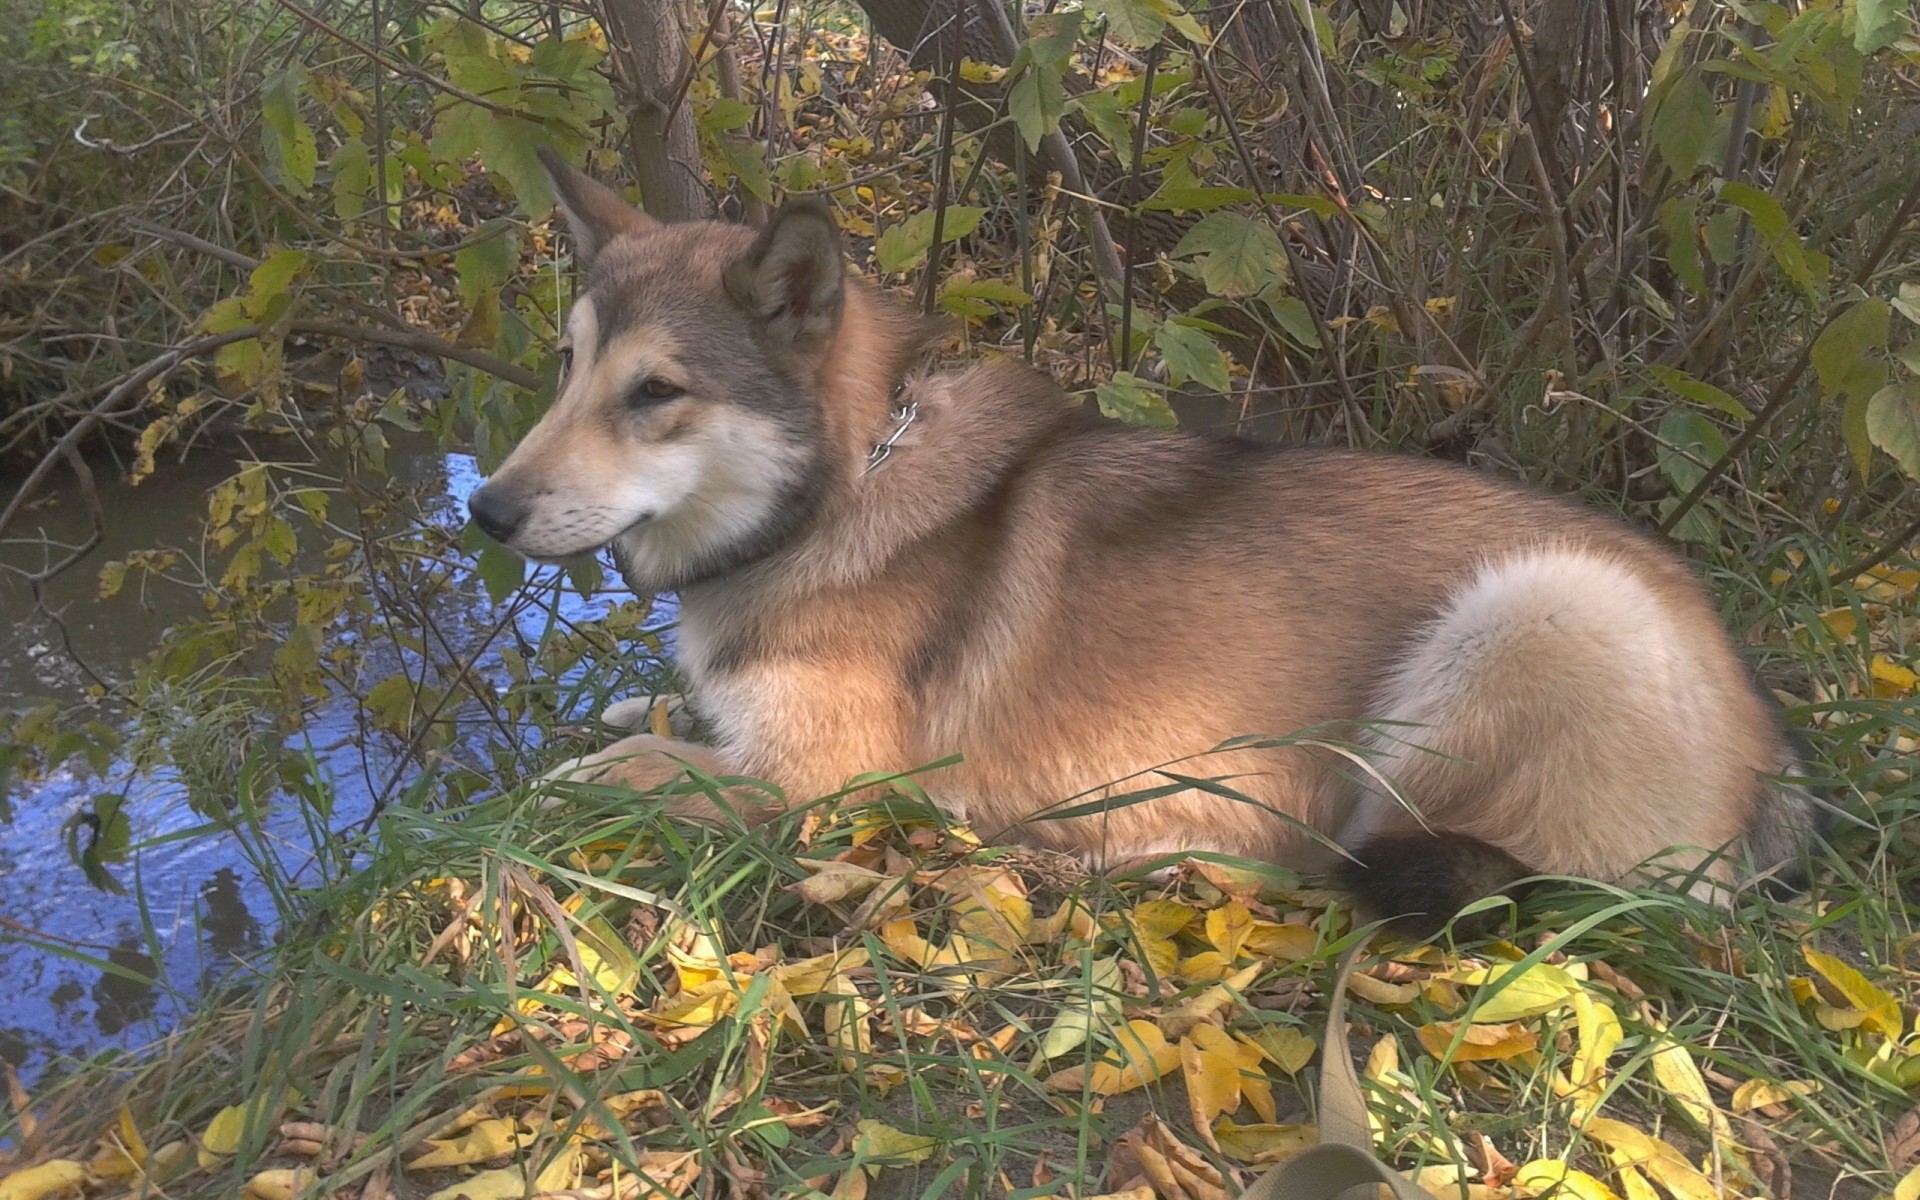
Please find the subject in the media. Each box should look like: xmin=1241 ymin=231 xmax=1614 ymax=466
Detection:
xmin=1153 ymin=320 xmax=1230 ymax=391
xmin=1141 ymin=186 xmax=1257 ymax=213
xmin=1261 ymin=292 xmax=1321 ymax=349
xmin=1843 ymin=389 xmax=1875 ymax=478
xmin=244 ymin=249 xmax=310 ymax=320
xmin=938 ymin=277 xmax=1032 ymax=319
xmin=475 ymin=541 xmax=526 ymax=604
xmin=332 ymin=136 xmax=372 ymax=222
xmin=1893 ymin=282 xmax=1920 ymax=327
xmin=1652 ymin=67 xmax=1717 ymax=176
xmin=1866 ymin=383 xmax=1920 ymax=479
xmin=1812 ymin=297 xmax=1891 ymax=403
xmin=455 ymin=220 xmax=520 ymax=307
xmin=1172 ymin=212 xmax=1286 ymax=298
xmin=1656 ymin=409 xmax=1728 ymax=494
xmin=1855 ymin=0 xmax=1906 ymax=53
xmin=1094 ymin=372 xmax=1177 ymax=427
xmin=478 ymin=118 xmax=558 ymax=215
xmin=1087 ymin=0 xmax=1166 ymax=47
xmin=1649 ymin=365 xmax=1752 ymax=419
xmin=1659 ymin=197 xmax=1707 ymax=297
xmin=1008 ymin=62 xmax=1066 ymax=151
xmin=1719 ymin=182 xmax=1825 ymax=302
xmin=1703 ymin=208 xmax=1741 ymax=267
xmin=874 ymin=206 xmax=986 ymax=274
xmin=1024 ymin=10 xmax=1084 ymax=66
xmin=261 ymin=66 xmax=317 ymax=195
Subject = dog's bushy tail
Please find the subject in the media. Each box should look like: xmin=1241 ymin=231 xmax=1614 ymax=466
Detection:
xmin=1336 ymin=832 xmax=1536 ymax=940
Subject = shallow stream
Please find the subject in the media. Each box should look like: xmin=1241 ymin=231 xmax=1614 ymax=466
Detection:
xmin=0 ymin=437 xmax=660 ymax=1083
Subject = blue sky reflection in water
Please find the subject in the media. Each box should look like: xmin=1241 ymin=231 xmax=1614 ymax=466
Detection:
xmin=0 ymin=446 xmax=674 ymax=1084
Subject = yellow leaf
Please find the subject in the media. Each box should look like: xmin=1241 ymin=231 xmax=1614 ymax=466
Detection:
xmin=1646 ymin=1034 xmax=1722 ymax=1140
xmin=1135 ymin=932 xmax=1181 ymax=979
xmin=198 ymin=1096 xmax=277 ymax=1169
xmin=1554 ymin=992 xmax=1622 ymax=1124
xmin=1871 ymin=656 xmax=1920 ymax=695
xmin=244 ymin=1167 xmax=317 ymax=1200
xmin=0 ymin=1161 xmax=88 ymax=1200
xmin=1803 ymin=945 xmax=1903 ymax=1039
xmin=823 ymin=974 xmax=873 ymax=1073
xmin=1160 ymin=961 xmax=1265 ymax=1038
xmin=1416 ymin=1020 xmax=1539 ymax=1062
xmin=1894 ymin=1164 xmax=1920 ymax=1200
xmin=786 ymin=860 xmax=889 ymax=904
xmin=423 ymin=1153 xmax=578 ymax=1200
xmin=1180 ymin=949 xmax=1238 ymax=981
xmin=1207 ymin=901 xmax=1255 ymax=959
xmin=117 ymin=1104 xmax=149 ymax=1167
xmin=1582 ymin=1118 xmax=1718 ymax=1200
xmin=1182 ymin=1024 xmax=1248 ymax=1134
xmin=1815 ymin=606 xmax=1860 ymax=639
xmin=406 ymin=1118 xmax=532 ymax=1169
xmin=1243 ymin=921 xmax=1318 ymax=961
xmin=1345 ymin=971 xmax=1422 ymax=1006
xmin=1045 ymin=1019 xmax=1182 ymax=1095
xmin=851 ymin=1119 xmax=939 ymax=1165
xmin=1130 ymin=899 xmax=1197 ymax=940
xmin=1455 ymin=961 xmax=1581 ymax=1021
xmin=1036 ymin=956 xmax=1124 ymax=1061
xmin=878 ymin=917 xmax=937 ymax=968
xmin=1212 ymin=1121 xmax=1317 ymax=1164
xmin=1514 ymin=1161 xmax=1625 ymax=1200
xmin=775 ymin=947 xmax=871 ymax=996
xmin=1364 ymin=1034 xmax=1399 ymax=1081
xmin=1242 ymin=1025 xmax=1316 ymax=1075
xmin=1729 ymin=1078 xmax=1820 ymax=1112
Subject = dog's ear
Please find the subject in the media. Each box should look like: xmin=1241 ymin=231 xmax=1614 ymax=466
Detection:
xmin=723 ymin=199 xmax=846 ymax=355
xmin=535 ymin=146 xmax=656 ymax=268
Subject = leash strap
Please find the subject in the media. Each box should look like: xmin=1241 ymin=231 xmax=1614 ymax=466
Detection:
xmin=1236 ymin=938 xmax=1433 ymax=1200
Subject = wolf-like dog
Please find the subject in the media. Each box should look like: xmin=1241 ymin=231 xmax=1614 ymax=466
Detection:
xmin=467 ymin=149 xmax=1821 ymax=934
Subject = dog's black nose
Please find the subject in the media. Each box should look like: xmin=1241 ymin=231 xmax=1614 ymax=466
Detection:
xmin=468 ymin=484 xmax=526 ymax=544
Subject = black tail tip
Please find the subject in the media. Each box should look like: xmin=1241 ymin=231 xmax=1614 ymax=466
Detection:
xmin=1336 ymin=832 xmax=1537 ymax=941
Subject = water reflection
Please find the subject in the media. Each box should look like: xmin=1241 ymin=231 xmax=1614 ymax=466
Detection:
xmin=0 ymin=434 xmax=643 ymax=1083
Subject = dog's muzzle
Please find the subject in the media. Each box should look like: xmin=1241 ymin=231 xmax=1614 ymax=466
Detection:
xmin=467 ymin=483 xmax=527 ymax=544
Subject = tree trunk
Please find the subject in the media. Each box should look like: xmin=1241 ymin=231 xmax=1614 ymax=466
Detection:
xmin=596 ymin=0 xmax=712 ymax=222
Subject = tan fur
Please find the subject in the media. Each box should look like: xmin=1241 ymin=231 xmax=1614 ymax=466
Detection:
xmin=485 ymin=163 xmax=1814 ymax=911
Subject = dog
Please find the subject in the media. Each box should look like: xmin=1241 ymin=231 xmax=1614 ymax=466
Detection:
xmin=465 ymin=148 xmax=1822 ymax=935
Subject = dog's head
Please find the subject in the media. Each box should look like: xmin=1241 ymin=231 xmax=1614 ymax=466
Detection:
xmin=467 ymin=149 xmax=850 ymax=590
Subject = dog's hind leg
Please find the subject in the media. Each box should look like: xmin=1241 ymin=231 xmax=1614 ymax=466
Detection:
xmin=1336 ymin=546 xmax=1762 ymax=935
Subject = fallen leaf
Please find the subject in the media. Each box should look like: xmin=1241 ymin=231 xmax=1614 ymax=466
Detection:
xmin=1415 ymin=1020 xmax=1539 ymax=1063
xmin=1554 ymin=991 xmax=1623 ymax=1124
xmin=1345 ymin=970 xmax=1422 ymax=1006
xmin=406 ymin=1118 xmax=531 ymax=1169
xmin=1036 ymin=956 xmax=1125 ymax=1061
xmin=1160 ymin=961 xmax=1265 ymax=1038
xmin=1243 ymin=1025 xmax=1316 ymax=1075
xmin=1803 ymin=945 xmax=1903 ymax=1039
xmin=1514 ymin=1160 xmax=1624 ymax=1200
xmin=244 ymin=1167 xmax=317 ymax=1200
xmin=1045 ymin=1019 xmax=1184 ymax=1095
xmin=1212 ymin=1120 xmax=1316 ymax=1164
xmin=1206 ymin=901 xmax=1255 ymax=960
xmin=786 ymin=860 xmax=890 ymax=905
xmin=851 ymin=1119 xmax=939 ymax=1167
xmin=1181 ymin=1024 xmax=1249 ymax=1140
xmin=0 ymin=1161 xmax=88 ymax=1200
xmin=1582 ymin=1117 xmax=1718 ymax=1200
xmin=1454 ymin=961 xmax=1581 ymax=1021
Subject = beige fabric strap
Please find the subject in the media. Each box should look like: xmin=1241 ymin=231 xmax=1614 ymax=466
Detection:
xmin=1236 ymin=938 xmax=1431 ymax=1200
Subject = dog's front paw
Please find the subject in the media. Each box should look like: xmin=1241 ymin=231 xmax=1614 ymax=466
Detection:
xmin=600 ymin=693 xmax=694 ymax=738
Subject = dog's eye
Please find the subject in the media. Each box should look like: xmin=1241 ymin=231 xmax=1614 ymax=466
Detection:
xmin=629 ymin=377 xmax=684 ymax=406
xmin=556 ymin=345 xmax=574 ymax=383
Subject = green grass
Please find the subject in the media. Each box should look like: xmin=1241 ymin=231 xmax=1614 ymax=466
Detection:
xmin=4 ymin=534 xmax=1916 ymax=1200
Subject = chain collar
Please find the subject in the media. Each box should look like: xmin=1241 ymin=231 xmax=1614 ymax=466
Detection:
xmin=863 ymin=380 xmax=919 ymax=475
